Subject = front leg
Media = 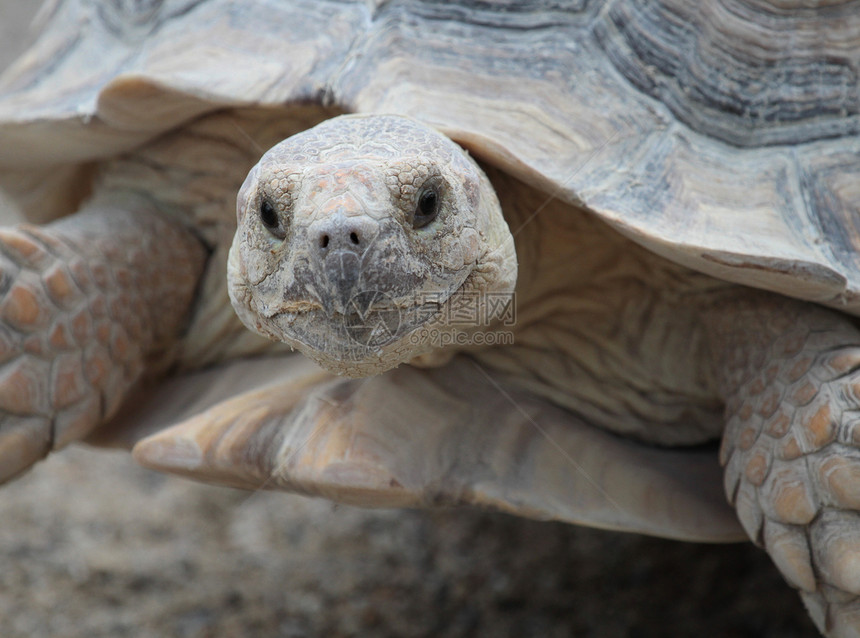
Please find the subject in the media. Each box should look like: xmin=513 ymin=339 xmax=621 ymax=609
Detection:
xmin=717 ymin=297 xmax=860 ymax=636
xmin=0 ymin=203 xmax=206 ymax=482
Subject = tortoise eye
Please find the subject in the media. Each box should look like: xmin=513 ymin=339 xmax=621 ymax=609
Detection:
xmin=260 ymin=199 xmax=285 ymax=239
xmin=413 ymin=186 xmax=440 ymax=229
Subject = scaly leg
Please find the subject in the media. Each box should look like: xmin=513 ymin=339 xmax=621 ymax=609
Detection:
xmin=716 ymin=296 xmax=860 ymax=636
xmin=0 ymin=204 xmax=206 ymax=482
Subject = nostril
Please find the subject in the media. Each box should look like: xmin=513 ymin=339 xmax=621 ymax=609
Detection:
xmin=320 ymin=235 xmax=329 ymax=248
xmin=349 ymin=232 xmax=359 ymax=245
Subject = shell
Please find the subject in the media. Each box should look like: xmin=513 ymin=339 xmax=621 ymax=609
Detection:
xmin=0 ymin=0 xmax=857 ymax=310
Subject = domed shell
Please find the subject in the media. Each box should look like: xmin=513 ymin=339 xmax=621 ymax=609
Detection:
xmin=1 ymin=0 xmax=858 ymax=316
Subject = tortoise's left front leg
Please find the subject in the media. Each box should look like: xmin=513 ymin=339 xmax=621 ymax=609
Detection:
xmin=715 ymin=296 xmax=860 ymax=636
xmin=0 ymin=202 xmax=206 ymax=482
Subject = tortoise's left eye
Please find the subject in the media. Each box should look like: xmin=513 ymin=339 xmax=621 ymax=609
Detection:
xmin=260 ymin=198 xmax=286 ymax=239
xmin=413 ymin=185 xmax=440 ymax=229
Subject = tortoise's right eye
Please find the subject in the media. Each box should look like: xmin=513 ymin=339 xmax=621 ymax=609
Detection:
xmin=260 ymin=199 xmax=285 ymax=239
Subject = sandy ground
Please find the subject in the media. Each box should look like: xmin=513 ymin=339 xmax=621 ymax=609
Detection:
xmin=0 ymin=3 xmax=820 ymax=637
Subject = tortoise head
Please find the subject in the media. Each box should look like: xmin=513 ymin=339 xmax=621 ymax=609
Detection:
xmin=228 ymin=114 xmax=517 ymax=377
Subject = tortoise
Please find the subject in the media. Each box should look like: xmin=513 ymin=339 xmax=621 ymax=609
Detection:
xmin=0 ymin=0 xmax=859 ymax=634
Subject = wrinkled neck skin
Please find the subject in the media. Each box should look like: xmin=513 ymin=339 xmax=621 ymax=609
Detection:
xmin=490 ymin=176 xmax=853 ymax=447
xmin=471 ymin=165 xmax=739 ymax=446
xmin=228 ymin=115 xmax=517 ymax=377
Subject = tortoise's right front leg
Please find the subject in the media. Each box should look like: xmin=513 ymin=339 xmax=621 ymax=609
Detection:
xmin=0 ymin=203 xmax=206 ymax=482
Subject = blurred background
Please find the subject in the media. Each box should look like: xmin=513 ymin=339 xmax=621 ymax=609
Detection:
xmin=0 ymin=2 xmax=819 ymax=636
xmin=0 ymin=3 xmax=35 ymax=70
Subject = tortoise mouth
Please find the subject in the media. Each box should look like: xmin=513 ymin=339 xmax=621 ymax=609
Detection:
xmin=267 ymin=274 xmax=471 ymax=358
xmin=268 ymin=290 xmax=443 ymax=321
xmin=272 ymin=291 xmax=444 ymax=337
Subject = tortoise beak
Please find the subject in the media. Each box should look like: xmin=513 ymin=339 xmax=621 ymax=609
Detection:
xmin=307 ymin=212 xmax=381 ymax=316
xmin=322 ymin=249 xmax=361 ymax=316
